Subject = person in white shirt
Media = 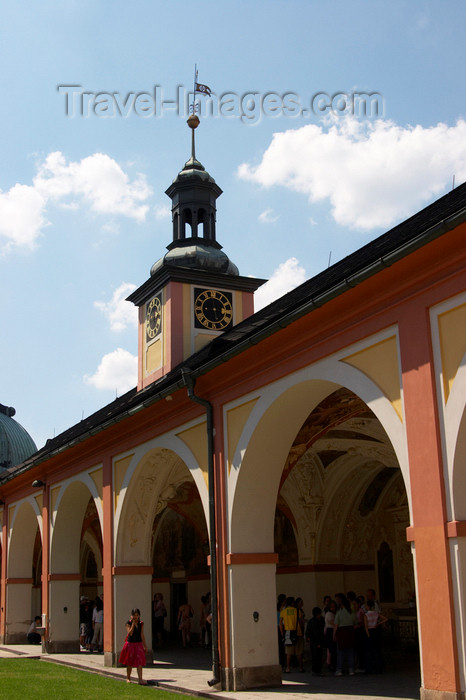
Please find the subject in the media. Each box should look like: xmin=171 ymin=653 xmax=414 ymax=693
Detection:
xmin=91 ymin=596 xmax=104 ymax=652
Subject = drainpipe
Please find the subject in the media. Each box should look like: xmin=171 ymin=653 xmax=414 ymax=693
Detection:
xmin=181 ymin=368 xmax=220 ymax=687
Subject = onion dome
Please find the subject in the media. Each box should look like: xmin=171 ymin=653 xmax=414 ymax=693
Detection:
xmin=0 ymin=404 xmax=37 ymax=471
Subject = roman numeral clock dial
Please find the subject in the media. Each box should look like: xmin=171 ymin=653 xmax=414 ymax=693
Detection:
xmin=145 ymin=295 xmax=162 ymax=341
xmin=194 ymin=289 xmax=233 ymax=331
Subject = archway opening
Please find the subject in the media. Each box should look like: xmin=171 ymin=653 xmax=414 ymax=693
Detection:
xmin=79 ymin=496 xmax=103 ymax=601
xmin=151 ymin=478 xmax=209 ymax=646
xmin=274 ymin=387 xmax=418 ymax=672
xmin=6 ymin=500 xmax=42 ymax=643
xmin=115 ymin=447 xmax=210 ymax=656
xmin=50 ymin=481 xmax=103 ymax=652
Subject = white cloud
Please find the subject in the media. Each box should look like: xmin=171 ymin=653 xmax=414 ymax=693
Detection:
xmin=84 ymin=348 xmax=137 ymax=393
xmin=154 ymin=204 xmax=171 ymax=219
xmin=254 ymin=257 xmax=307 ymax=311
xmin=34 ymin=151 xmax=151 ymax=221
xmin=0 ymin=184 xmax=47 ymax=252
xmin=0 ymin=152 xmax=153 ymax=253
xmin=94 ymin=282 xmax=138 ymax=331
xmin=238 ymin=117 xmax=466 ymax=231
xmin=258 ymin=208 xmax=279 ymax=224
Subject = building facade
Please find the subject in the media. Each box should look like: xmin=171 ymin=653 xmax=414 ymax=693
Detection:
xmin=1 ymin=124 xmax=465 ymax=700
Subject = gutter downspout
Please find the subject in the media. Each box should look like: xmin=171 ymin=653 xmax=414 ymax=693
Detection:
xmin=181 ymin=368 xmax=220 ymax=687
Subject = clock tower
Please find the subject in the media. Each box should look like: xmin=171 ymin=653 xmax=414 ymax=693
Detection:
xmin=128 ymin=116 xmax=266 ymax=390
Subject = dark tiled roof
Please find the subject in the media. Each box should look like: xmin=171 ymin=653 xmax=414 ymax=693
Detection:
xmin=4 ymin=182 xmax=466 ymax=480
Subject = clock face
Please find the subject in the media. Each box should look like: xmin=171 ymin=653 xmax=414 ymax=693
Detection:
xmin=145 ymin=295 xmax=162 ymax=341
xmin=194 ymin=288 xmax=233 ymax=331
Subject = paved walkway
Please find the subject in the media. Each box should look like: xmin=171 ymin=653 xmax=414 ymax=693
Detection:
xmin=0 ymin=643 xmax=421 ymax=700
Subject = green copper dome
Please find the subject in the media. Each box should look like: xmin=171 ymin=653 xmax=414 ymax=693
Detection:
xmin=0 ymin=404 xmax=37 ymax=471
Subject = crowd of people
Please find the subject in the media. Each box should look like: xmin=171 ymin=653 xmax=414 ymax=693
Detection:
xmin=27 ymin=585 xmax=388 ymax=683
xmin=278 ymin=588 xmax=388 ymax=676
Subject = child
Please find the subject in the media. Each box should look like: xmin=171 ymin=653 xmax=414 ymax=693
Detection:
xmin=119 ymin=608 xmax=148 ymax=684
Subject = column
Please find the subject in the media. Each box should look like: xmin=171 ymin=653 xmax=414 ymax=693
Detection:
xmin=0 ymin=505 xmax=7 ymax=643
xmin=225 ymin=554 xmax=281 ymax=691
xmin=41 ymin=484 xmax=50 ymax=647
xmin=102 ymin=455 xmax=114 ymax=667
xmin=47 ymin=575 xmax=81 ymax=652
xmin=400 ymin=301 xmax=460 ymax=700
xmin=112 ymin=569 xmax=153 ymax=665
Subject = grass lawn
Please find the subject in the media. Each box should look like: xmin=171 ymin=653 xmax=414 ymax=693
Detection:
xmin=0 ymin=658 xmax=197 ymax=699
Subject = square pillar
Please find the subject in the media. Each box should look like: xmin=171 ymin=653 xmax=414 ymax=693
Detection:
xmin=47 ymin=576 xmax=81 ymax=652
xmin=5 ymin=580 xmax=34 ymax=643
xmin=109 ymin=568 xmax=153 ymax=667
xmin=225 ymin=554 xmax=281 ymax=690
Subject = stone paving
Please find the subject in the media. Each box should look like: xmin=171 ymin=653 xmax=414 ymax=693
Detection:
xmin=0 ymin=643 xmax=421 ymax=700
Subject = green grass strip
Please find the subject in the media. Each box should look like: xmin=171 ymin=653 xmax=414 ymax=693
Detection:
xmin=0 ymin=658 xmax=197 ymax=699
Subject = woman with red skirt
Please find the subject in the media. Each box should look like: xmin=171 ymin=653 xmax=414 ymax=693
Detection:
xmin=119 ymin=608 xmax=148 ymax=684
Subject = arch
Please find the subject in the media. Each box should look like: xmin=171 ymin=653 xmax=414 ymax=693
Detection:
xmin=449 ymin=392 xmax=466 ymax=689
xmin=197 ymin=207 xmax=206 ymax=238
xmin=230 ymin=357 xmax=408 ymax=553
xmin=226 ymin=362 xmax=414 ymax=683
xmin=449 ymin=361 xmax=466 ymax=520
xmin=8 ymin=498 xmax=41 ymax=578
xmin=115 ymin=437 xmax=209 ymax=567
xmin=47 ymin=477 xmax=103 ymax=651
xmin=50 ymin=477 xmax=102 ymax=573
xmin=182 ymin=208 xmax=193 ymax=237
xmin=6 ymin=498 xmax=42 ymax=642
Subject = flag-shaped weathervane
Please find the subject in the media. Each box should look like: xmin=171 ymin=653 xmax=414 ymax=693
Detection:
xmin=194 ymin=65 xmax=211 ymax=98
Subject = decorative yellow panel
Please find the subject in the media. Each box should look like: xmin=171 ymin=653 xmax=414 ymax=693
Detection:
xmin=183 ymin=284 xmax=191 ymax=360
xmin=341 ymin=336 xmax=403 ymax=421
xmin=89 ymin=467 xmax=103 ymax=501
xmin=233 ymin=290 xmax=243 ymax=325
xmin=438 ymin=303 xmax=466 ymax=403
xmin=146 ymin=338 xmax=162 ymax=373
xmin=227 ymin=398 xmax=259 ymax=474
xmin=176 ymin=422 xmax=208 ymax=487
xmin=114 ymin=454 xmax=134 ymax=513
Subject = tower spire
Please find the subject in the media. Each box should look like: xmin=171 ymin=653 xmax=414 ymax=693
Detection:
xmin=187 ymin=112 xmax=200 ymax=162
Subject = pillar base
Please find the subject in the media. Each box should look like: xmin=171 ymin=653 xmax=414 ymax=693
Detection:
xmin=105 ymin=651 xmax=118 ymax=667
xmin=5 ymin=632 xmax=28 ymax=644
xmin=421 ymin=690 xmax=464 ymax=700
xmin=45 ymin=640 xmax=80 ymax=653
xmin=222 ymin=663 xmax=282 ymax=691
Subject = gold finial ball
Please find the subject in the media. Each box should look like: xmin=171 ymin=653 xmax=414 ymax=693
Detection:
xmin=187 ymin=114 xmax=200 ymax=129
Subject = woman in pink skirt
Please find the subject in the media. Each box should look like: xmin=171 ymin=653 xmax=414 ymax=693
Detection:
xmin=119 ymin=608 xmax=148 ymax=684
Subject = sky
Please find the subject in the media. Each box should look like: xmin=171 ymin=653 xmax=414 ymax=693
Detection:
xmin=1 ymin=0 xmax=465 ymax=451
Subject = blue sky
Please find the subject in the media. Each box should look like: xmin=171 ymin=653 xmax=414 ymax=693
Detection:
xmin=1 ymin=0 xmax=465 ymax=450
